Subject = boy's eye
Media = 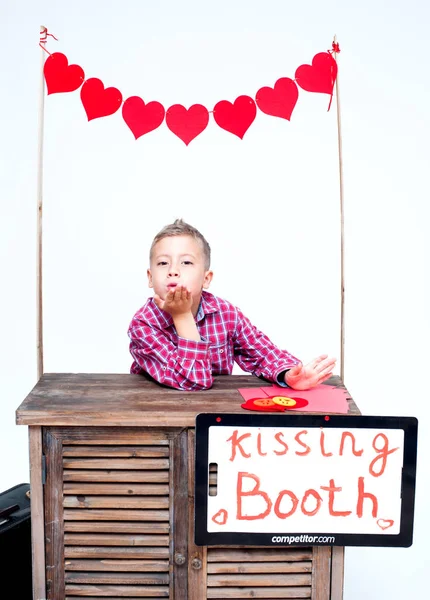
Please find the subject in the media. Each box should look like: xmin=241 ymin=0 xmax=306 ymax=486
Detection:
xmin=157 ymin=261 xmax=168 ymax=266
xmin=182 ymin=261 xmax=193 ymax=265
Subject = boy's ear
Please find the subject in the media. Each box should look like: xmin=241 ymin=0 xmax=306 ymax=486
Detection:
xmin=147 ymin=269 xmax=153 ymax=288
xmin=203 ymin=270 xmax=213 ymax=289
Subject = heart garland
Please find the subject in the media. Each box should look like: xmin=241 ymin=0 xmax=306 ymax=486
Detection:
xmin=43 ymin=45 xmax=338 ymax=144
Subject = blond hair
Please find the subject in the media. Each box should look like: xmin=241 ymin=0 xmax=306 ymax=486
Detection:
xmin=150 ymin=219 xmax=211 ymax=270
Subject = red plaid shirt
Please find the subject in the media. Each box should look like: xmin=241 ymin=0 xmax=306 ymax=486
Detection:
xmin=128 ymin=291 xmax=300 ymax=391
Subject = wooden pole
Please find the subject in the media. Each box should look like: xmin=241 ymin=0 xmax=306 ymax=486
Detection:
xmin=333 ymin=36 xmax=345 ymax=381
xmin=37 ymin=26 xmax=47 ymax=380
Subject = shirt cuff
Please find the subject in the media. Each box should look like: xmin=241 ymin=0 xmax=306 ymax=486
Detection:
xmin=275 ymin=369 xmax=291 ymax=388
xmin=177 ymin=337 xmax=210 ymax=361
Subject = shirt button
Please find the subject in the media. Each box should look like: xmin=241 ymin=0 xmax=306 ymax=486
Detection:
xmin=162 ymin=366 xmax=167 ymax=370
xmin=220 ymin=349 xmax=224 ymax=353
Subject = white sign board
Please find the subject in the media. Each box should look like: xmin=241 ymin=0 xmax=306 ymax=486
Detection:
xmin=195 ymin=414 xmax=417 ymax=547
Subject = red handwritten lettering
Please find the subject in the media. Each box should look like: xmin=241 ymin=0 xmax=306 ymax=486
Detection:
xmin=369 ymin=433 xmax=399 ymax=477
xmin=357 ymin=476 xmax=378 ymax=518
xmin=320 ymin=430 xmax=333 ymax=457
xmin=320 ymin=479 xmax=352 ymax=517
xmin=227 ymin=430 xmax=251 ymax=462
xmin=237 ymin=472 xmax=272 ymax=520
xmin=294 ymin=430 xmax=311 ymax=456
xmin=301 ymin=489 xmax=323 ymax=516
xmin=257 ymin=432 xmax=267 ymax=456
xmin=339 ymin=431 xmax=363 ymax=457
xmin=274 ymin=490 xmax=299 ymax=518
xmin=273 ymin=432 xmax=289 ymax=456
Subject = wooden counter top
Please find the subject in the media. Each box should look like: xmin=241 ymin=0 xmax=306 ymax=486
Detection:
xmin=16 ymin=373 xmax=359 ymax=427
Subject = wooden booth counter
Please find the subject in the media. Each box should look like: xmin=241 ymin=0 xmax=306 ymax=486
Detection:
xmin=16 ymin=374 xmax=359 ymax=600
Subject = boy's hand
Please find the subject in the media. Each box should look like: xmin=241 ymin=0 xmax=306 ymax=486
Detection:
xmin=154 ymin=285 xmax=193 ymax=317
xmin=284 ymin=355 xmax=336 ymax=390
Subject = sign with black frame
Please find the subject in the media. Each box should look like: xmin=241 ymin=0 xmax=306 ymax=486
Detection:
xmin=194 ymin=413 xmax=417 ymax=547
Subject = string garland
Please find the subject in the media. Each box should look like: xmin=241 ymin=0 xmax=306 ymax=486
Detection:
xmin=41 ymin=29 xmax=339 ymax=145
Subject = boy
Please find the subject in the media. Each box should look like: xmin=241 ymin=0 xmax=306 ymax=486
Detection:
xmin=128 ymin=219 xmax=336 ymax=391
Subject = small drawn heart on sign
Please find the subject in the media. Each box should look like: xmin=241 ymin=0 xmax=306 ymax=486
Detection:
xmin=212 ymin=509 xmax=228 ymax=526
xmin=377 ymin=519 xmax=394 ymax=531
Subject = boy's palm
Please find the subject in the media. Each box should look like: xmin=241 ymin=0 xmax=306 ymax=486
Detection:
xmin=154 ymin=285 xmax=193 ymax=317
xmin=285 ymin=355 xmax=336 ymax=390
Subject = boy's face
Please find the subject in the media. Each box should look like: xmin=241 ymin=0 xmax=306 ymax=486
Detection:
xmin=148 ymin=235 xmax=213 ymax=314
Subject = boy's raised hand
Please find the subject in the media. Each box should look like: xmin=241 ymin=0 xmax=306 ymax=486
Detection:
xmin=154 ymin=285 xmax=193 ymax=317
xmin=284 ymin=354 xmax=336 ymax=390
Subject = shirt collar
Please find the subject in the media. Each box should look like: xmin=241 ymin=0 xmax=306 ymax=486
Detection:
xmin=148 ymin=290 xmax=219 ymax=329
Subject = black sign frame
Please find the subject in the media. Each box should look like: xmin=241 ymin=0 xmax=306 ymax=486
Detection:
xmin=195 ymin=413 xmax=418 ymax=547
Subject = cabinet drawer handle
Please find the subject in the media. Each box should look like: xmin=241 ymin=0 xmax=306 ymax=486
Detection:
xmin=191 ymin=558 xmax=202 ymax=570
xmin=174 ymin=553 xmax=186 ymax=566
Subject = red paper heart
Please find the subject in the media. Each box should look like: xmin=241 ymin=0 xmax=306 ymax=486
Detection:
xmin=165 ymin=104 xmax=209 ymax=145
xmin=122 ymin=96 xmax=165 ymax=139
xmin=377 ymin=519 xmax=394 ymax=531
xmin=80 ymin=78 xmax=123 ymax=121
xmin=213 ymin=95 xmax=256 ymax=139
xmin=295 ymin=52 xmax=338 ymax=95
xmin=212 ymin=509 xmax=228 ymax=526
xmin=44 ymin=52 xmax=85 ymax=95
xmin=256 ymin=78 xmax=299 ymax=121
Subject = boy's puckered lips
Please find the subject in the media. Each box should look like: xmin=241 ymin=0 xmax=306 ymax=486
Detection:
xmin=167 ymin=283 xmax=178 ymax=289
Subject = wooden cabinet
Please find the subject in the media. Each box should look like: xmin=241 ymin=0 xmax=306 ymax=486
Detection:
xmin=16 ymin=374 xmax=359 ymax=599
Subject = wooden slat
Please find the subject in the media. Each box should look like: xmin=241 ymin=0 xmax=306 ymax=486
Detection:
xmin=65 ymin=584 xmax=169 ymax=596
xmin=207 ymin=561 xmax=312 ymax=574
xmin=207 ymin=549 xmax=312 ymax=562
xmin=63 ymin=446 xmax=169 ymax=457
xmin=207 ymin=587 xmax=311 ymax=598
xmin=331 ymin=546 xmax=345 ymax=600
xmin=63 ymin=470 xmax=169 ymax=483
xmin=64 ymin=559 xmax=169 ymax=572
xmin=63 ymin=483 xmax=169 ymax=495
xmin=64 ymin=509 xmax=169 ymax=521
xmin=64 ymin=521 xmax=169 ymax=534
xmin=44 ymin=429 xmax=65 ymax=599
xmin=63 ymin=458 xmax=169 ymax=470
xmin=63 ymin=496 xmax=169 ymax=509
xmin=187 ymin=429 xmax=207 ymax=600
xmin=311 ymin=547 xmax=331 ymax=600
xmin=207 ymin=573 xmax=311 ymax=587
xmin=65 ymin=572 xmax=168 ymax=585
xmin=170 ymin=429 xmax=188 ymax=599
xmin=64 ymin=534 xmax=169 ymax=547
xmin=60 ymin=427 xmax=171 ymax=446
xmin=29 ymin=426 xmax=46 ymax=600
xmin=65 ymin=547 xmax=169 ymax=559
xmin=66 ymin=598 xmax=166 ymax=600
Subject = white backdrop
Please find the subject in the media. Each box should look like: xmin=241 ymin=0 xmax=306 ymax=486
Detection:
xmin=1 ymin=1 xmax=429 ymax=598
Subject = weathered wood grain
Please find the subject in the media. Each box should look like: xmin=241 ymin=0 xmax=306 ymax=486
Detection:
xmin=63 ymin=521 xmax=169 ymax=534
xmin=65 ymin=583 xmax=169 ymax=596
xmin=64 ymin=533 xmax=169 ymax=546
xmin=63 ymin=495 xmax=169 ymax=509
xmin=64 ymin=559 xmax=169 ymax=572
xmin=44 ymin=429 xmax=65 ymax=599
xmin=16 ymin=374 xmax=358 ymax=426
xmin=29 ymin=426 xmax=46 ymax=600
xmin=187 ymin=429 xmax=207 ymax=600
xmin=311 ymin=547 xmax=331 ymax=600
xmin=170 ymin=429 xmax=188 ymax=599
xmin=63 ymin=483 xmax=169 ymax=496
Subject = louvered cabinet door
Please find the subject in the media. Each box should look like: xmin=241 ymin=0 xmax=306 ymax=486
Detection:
xmin=43 ymin=427 xmax=188 ymax=599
